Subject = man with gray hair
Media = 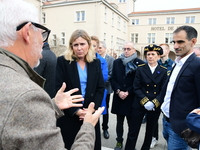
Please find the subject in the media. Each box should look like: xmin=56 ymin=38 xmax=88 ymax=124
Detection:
xmin=98 ymin=41 xmax=115 ymax=139
xmin=0 ymin=0 xmax=104 ymax=149
xmin=110 ymin=41 xmax=144 ymax=150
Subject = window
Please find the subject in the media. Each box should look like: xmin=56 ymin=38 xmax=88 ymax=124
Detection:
xmin=165 ymin=33 xmax=173 ymax=43
xmin=147 ymin=33 xmax=155 ymax=43
xmin=42 ymin=12 xmax=46 ymax=24
xmin=76 ymin=11 xmax=85 ymax=22
xmin=148 ymin=18 xmax=156 ymax=25
xmin=61 ymin=32 xmax=66 ymax=45
xmin=112 ymin=12 xmax=114 ymax=26
xmin=104 ymin=7 xmax=107 ymax=23
xmin=118 ymin=16 xmax=121 ymax=29
xmin=185 ymin=16 xmax=195 ymax=23
xmin=131 ymin=33 xmax=138 ymax=43
xmin=132 ymin=19 xmax=139 ymax=25
xmin=116 ymin=37 xmax=125 ymax=51
xmin=111 ymin=35 xmax=114 ymax=49
xmin=166 ymin=17 xmax=175 ymax=24
xmin=123 ymin=21 xmax=126 ymax=32
xmin=104 ymin=33 xmax=106 ymax=43
xmin=119 ymin=0 xmax=126 ymax=3
xmin=52 ymin=34 xmax=57 ymax=46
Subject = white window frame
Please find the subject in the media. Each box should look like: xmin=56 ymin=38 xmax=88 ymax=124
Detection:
xmin=131 ymin=33 xmax=138 ymax=43
xmin=75 ymin=10 xmax=86 ymax=22
xmin=165 ymin=33 xmax=173 ymax=44
xmin=148 ymin=18 xmax=156 ymax=25
xmin=42 ymin=12 xmax=46 ymax=24
xmin=132 ymin=19 xmax=139 ymax=25
xmin=118 ymin=16 xmax=121 ymax=30
xmin=166 ymin=17 xmax=175 ymax=24
xmin=112 ymin=12 xmax=114 ymax=27
xmin=104 ymin=33 xmax=106 ymax=43
xmin=61 ymin=32 xmax=66 ymax=45
xmin=104 ymin=7 xmax=107 ymax=23
xmin=119 ymin=0 xmax=126 ymax=3
xmin=147 ymin=33 xmax=156 ymax=43
xmin=185 ymin=16 xmax=195 ymax=23
xmin=52 ymin=34 xmax=57 ymax=47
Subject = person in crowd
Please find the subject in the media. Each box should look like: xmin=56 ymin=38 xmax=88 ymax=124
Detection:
xmin=56 ymin=29 xmax=104 ymax=150
xmin=193 ymin=47 xmax=200 ymax=57
xmin=91 ymin=36 xmax=108 ymax=83
xmin=160 ymin=25 xmax=200 ymax=150
xmin=110 ymin=41 xmax=144 ymax=150
xmin=98 ymin=41 xmax=115 ymax=139
xmin=91 ymin=36 xmax=108 ymax=116
xmin=125 ymin=44 xmax=167 ymax=150
xmin=0 ymin=0 xmax=104 ymax=149
xmin=34 ymin=42 xmax=57 ymax=98
xmin=150 ymin=43 xmax=174 ymax=148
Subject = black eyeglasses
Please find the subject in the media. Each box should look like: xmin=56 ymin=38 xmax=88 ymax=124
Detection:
xmin=122 ymin=48 xmax=132 ymax=51
xmin=16 ymin=22 xmax=51 ymax=43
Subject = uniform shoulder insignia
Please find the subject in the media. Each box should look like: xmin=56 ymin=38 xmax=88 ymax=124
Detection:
xmin=160 ymin=65 xmax=167 ymax=69
xmin=138 ymin=64 xmax=145 ymax=67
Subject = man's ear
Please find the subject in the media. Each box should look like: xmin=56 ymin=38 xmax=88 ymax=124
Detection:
xmin=191 ymin=38 xmax=197 ymax=47
xmin=21 ymin=22 xmax=32 ymax=44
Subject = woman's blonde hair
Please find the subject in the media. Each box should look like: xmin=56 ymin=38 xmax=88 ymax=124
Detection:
xmin=64 ymin=29 xmax=96 ymax=63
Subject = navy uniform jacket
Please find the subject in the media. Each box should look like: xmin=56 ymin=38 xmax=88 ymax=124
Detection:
xmin=133 ymin=64 xmax=167 ymax=109
xmin=110 ymin=58 xmax=144 ymax=116
xmin=160 ymin=53 xmax=200 ymax=135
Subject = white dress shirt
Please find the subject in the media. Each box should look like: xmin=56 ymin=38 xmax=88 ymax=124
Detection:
xmin=161 ymin=52 xmax=193 ymax=118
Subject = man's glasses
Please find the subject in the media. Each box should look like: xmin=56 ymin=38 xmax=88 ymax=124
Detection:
xmin=122 ymin=48 xmax=132 ymax=51
xmin=16 ymin=22 xmax=51 ymax=43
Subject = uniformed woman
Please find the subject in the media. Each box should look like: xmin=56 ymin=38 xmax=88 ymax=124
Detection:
xmin=125 ymin=44 xmax=167 ymax=150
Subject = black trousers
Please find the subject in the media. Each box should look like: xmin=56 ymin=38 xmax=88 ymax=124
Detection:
xmin=125 ymin=108 xmax=161 ymax=150
xmin=102 ymin=94 xmax=110 ymax=130
xmin=116 ymin=114 xmax=131 ymax=143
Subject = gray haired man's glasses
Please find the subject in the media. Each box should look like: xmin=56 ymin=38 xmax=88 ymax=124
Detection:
xmin=16 ymin=22 xmax=51 ymax=43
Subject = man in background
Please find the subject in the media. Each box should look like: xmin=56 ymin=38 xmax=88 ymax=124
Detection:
xmin=34 ymin=42 xmax=57 ymax=98
xmin=110 ymin=41 xmax=144 ymax=150
xmin=193 ymin=47 xmax=200 ymax=57
xmin=98 ymin=41 xmax=115 ymax=139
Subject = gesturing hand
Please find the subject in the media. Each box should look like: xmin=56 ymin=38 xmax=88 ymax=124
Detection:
xmin=84 ymin=102 xmax=105 ymax=127
xmin=55 ymin=82 xmax=84 ymax=110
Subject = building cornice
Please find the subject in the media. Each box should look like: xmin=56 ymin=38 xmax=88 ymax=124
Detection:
xmin=129 ymin=7 xmax=200 ymax=17
xmin=43 ymin=0 xmax=129 ymax=21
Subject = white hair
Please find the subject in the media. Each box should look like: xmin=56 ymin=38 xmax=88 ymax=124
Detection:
xmin=0 ymin=0 xmax=39 ymax=47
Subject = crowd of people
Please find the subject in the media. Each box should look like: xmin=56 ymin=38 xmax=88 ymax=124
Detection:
xmin=1 ymin=0 xmax=200 ymax=150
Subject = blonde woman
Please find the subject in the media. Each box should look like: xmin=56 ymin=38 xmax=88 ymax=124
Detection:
xmin=56 ymin=29 xmax=104 ymax=150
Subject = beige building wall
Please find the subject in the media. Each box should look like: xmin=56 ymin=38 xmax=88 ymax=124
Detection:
xmin=128 ymin=8 xmax=200 ymax=60
xmin=24 ymin=0 xmax=200 ymax=59
xmin=42 ymin=0 xmax=129 ymax=57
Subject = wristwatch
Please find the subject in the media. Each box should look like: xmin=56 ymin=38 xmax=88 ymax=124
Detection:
xmin=116 ymin=89 xmax=121 ymax=95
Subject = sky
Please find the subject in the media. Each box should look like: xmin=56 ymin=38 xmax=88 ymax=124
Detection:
xmin=135 ymin=0 xmax=199 ymax=12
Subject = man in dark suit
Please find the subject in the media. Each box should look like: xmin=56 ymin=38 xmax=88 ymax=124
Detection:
xmin=161 ymin=25 xmax=200 ymax=149
xmin=110 ymin=41 xmax=144 ymax=150
xmin=98 ymin=41 xmax=115 ymax=139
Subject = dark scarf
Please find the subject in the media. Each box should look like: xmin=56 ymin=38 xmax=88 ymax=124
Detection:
xmin=120 ymin=52 xmax=138 ymax=76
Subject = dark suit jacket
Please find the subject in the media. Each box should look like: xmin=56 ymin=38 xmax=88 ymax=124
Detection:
xmin=110 ymin=58 xmax=144 ymax=116
xmin=160 ymin=53 xmax=200 ymax=135
xmin=133 ymin=64 xmax=167 ymax=110
xmin=105 ymin=54 xmax=114 ymax=94
xmin=55 ymin=56 xmax=104 ymax=149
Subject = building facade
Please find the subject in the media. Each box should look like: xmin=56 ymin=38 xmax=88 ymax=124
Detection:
xmin=26 ymin=0 xmax=200 ymax=59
